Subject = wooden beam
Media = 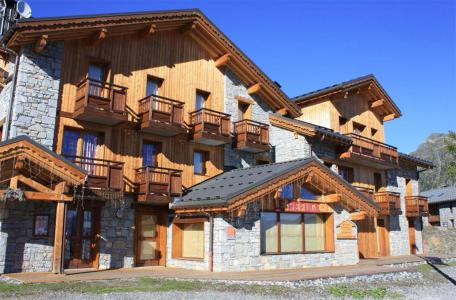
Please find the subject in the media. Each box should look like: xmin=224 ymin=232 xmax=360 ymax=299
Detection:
xmin=247 ymin=83 xmax=262 ymax=94
xmin=370 ymin=99 xmax=385 ymax=108
xmin=276 ymin=108 xmax=288 ymax=115
xmin=215 ymin=53 xmax=230 ymax=68
xmin=9 ymin=176 xmax=18 ymax=189
xmin=350 ymin=211 xmax=367 ymax=221
xmin=235 ymin=95 xmax=254 ymax=105
xmin=34 ymin=35 xmax=48 ymax=53
xmin=321 ymin=193 xmax=341 ymax=203
xmin=138 ymin=24 xmax=156 ymax=39
xmin=89 ymin=28 xmax=107 ymax=45
xmin=54 ymin=181 xmax=66 ymax=194
xmin=383 ymin=113 xmax=396 ymax=122
xmin=0 ymin=190 xmax=73 ymax=201
xmin=16 ymin=174 xmax=53 ymax=193
xmin=52 ymin=202 xmax=65 ymax=274
xmin=181 ymin=21 xmax=198 ymax=36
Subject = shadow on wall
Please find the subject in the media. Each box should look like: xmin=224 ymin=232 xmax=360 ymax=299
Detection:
xmin=0 ymin=201 xmax=55 ymax=274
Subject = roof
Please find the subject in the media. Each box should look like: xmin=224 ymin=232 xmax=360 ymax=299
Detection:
xmin=3 ymin=9 xmax=301 ymax=118
xmin=422 ymin=186 xmax=456 ymax=204
xmin=292 ymin=74 xmax=402 ymax=120
xmin=173 ymin=157 xmax=379 ymax=211
xmin=269 ymin=113 xmax=352 ymax=145
xmin=399 ymin=152 xmax=433 ymax=169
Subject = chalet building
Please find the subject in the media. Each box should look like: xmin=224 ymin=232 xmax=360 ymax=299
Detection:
xmin=423 ymin=185 xmax=456 ymax=227
xmin=0 ymin=6 xmax=432 ymax=273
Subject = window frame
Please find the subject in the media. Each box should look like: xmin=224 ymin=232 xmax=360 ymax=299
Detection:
xmin=195 ymin=89 xmax=210 ymax=110
xmin=146 ymin=75 xmax=163 ymax=97
xmin=193 ymin=150 xmax=209 ymax=175
xmin=172 ymin=218 xmax=207 ymax=260
xmin=260 ymin=211 xmax=334 ymax=255
xmin=33 ymin=214 xmax=50 ymax=238
xmin=61 ymin=127 xmax=105 ymax=160
xmin=141 ymin=140 xmax=162 ymax=168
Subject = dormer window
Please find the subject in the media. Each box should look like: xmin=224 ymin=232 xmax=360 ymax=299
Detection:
xmin=352 ymin=122 xmax=366 ymax=135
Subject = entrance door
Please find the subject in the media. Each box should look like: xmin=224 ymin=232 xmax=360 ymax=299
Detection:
xmin=136 ymin=211 xmax=166 ymax=266
xmin=408 ymin=217 xmax=416 ymax=254
xmin=377 ymin=218 xmax=389 ymax=257
xmin=64 ymin=206 xmax=100 ymax=269
xmin=357 ymin=216 xmax=378 ymax=258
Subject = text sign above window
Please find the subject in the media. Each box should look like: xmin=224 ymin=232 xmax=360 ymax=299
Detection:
xmin=284 ymin=200 xmax=331 ymax=213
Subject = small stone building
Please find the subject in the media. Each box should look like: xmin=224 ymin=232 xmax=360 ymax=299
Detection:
xmin=423 ymin=185 xmax=456 ymax=228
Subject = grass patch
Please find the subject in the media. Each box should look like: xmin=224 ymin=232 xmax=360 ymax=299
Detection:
xmin=327 ymin=285 xmax=402 ymax=299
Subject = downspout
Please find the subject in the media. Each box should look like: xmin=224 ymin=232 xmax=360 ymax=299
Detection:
xmin=209 ymin=214 xmax=214 ymax=272
xmin=0 ymin=45 xmax=19 ymax=140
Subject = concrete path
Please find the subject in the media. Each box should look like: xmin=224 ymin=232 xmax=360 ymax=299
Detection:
xmin=3 ymin=255 xmax=426 ymax=284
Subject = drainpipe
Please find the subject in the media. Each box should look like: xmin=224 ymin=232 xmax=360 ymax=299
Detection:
xmin=209 ymin=214 xmax=214 ymax=272
xmin=0 ymin=45 xmax=19 ymax=140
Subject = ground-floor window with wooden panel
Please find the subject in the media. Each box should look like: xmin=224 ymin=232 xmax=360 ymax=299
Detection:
xmin=172 ymin=218 xmax=206 ymax=259
xmin=260 ymin=212 xmax=334 ymax=254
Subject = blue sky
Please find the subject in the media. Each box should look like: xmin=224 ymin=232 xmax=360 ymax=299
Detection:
xmin=26 ymin=0 xmax=455 ymax=152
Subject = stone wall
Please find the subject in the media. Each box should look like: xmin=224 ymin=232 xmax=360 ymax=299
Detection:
xmin=0 ymin=201 xmax=56 ymax=273
xmin=211 ymin=205 xmax=358 ymax=272
xmin=423 ymin=226 xmax=456 ymax=256
xmin=223 ymin=69 xmax=273 ymax=168
xmin=386 ymin=167 xmax=422 ymax=255
xmin=98 ymin=197 xmax=135 ymax=269
xmin=8 ymin=42 xmax=63 ymax=149
xmin=166 ymin=220 xmax=210 ymax=271
xmin=270 ymin=125 xmax=312 ymax=162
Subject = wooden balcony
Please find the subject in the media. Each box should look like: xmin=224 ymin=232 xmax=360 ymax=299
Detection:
xmin=189 ymin=108 xmax=231 ymax=145
xmin=63 ymin=155 xmax=124 ymax=192
xmin=135 ymin=166 xmax=182 ymax=204
xmin=73 ymin=78 xmax=128 ymax=126
xmin=405 ymin=196 xmax=429 ymax=217
xmin=233 ymin=120 xmax=271 ymax=153
xmin=374 ymin=191 xmax=402 ymax=215
xmin=340 ymin=133 xmax=399 ymax=169
xmin=138 ymin=94 xmax=186 ymax=136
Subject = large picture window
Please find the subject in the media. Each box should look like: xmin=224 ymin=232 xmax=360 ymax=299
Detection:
xmin=260 ymin=212 xmax=333 ymax=254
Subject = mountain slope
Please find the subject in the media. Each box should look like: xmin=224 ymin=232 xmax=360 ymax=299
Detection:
xmin=410 ymin=133 xmax=455 ymax=191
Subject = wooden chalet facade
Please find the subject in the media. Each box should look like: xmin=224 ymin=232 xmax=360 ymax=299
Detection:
xmin=0 ymin=7 xmax=431 ymax=273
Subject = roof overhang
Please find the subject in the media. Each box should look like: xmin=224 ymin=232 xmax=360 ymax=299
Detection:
xmin=0 ymin=136 xmax=86 ymax=202
xmin=293 ymin=75 xmax=402 ymax=122
xmin=173 ymin=158 xmax=379 ymax=216
xmin=399 ymin=152 xmax=433 ymax=169
xmin=4 ymin=9 xmax=301 ymax=118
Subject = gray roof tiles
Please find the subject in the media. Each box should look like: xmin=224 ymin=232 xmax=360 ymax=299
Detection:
xmin=422 ymin=185 xmax=456 ymax=204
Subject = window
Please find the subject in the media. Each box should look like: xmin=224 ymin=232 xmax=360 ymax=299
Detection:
xmin=61 ymin=128 xmax=103 ymax=174
xmin=194 ymin=151 xmax=208 ymax=175
xmin=352 ymin=122 xmax=366 ymax=135
xmin=33 ymin=215 xmax=50 ymax=237
xmin=238 ymin=102 xmax=250 ymax=120
xmin=339 ymin=116 xmax=348 ymax=132
xmin=374 ymin=172 xmax=382 ymax=192
xmin=338 ymin=166 xmax=354 ymax=183
xmin=260 ymin=212 xmax=332 ymax=254
xmin=146 ymin=77 xmax=162 ymax=97
xmin=195 ymin=90 xmax=209 ymax=110
xmin=371 ymin=128 xmax=378 ymax=138
xmin=300 ymin=186 xmax=317 ymax=200
xmin=142 ymin=142 xmax=161 ymax=167
xmin=172 ymin=220 xmax=205 ymax=259
xmin=88 ymin=64 xmax=104 ymax=81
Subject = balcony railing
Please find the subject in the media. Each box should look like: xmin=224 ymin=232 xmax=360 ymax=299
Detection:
xmin=189 ymin=108 xmax=231 ymax=145
xmin=137 ymin=94 xmax=186 ymax=136
xmin=63 ymin=155 xmax=124 ymax=191
xmin=405 ymin=196 xmax=429 ymax=217
xmin=135 ymin=166 xmax=182 ymax=203
xmin=374 ymin=191 xmax=402 ymax=215
xmin=73 ymin=78 xmax=128 ymax=125
xmin=341 ymin=133 xmax=399 ymax=168
xmin=233 ymin=119 xmax=271 ymax=153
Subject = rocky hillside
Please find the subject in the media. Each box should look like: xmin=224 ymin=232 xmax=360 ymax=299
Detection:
xmin=410 ymin=133 xmax=455 ymax=191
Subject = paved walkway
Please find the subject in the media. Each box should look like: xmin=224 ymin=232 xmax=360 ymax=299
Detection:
xmin=3 ymin=255 xmax=426 ymax=284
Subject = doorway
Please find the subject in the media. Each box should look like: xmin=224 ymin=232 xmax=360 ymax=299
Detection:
xmin=408 ymin=217 xmax=417 ymax=254
xmin=377 ymin=218 xmax=390 ymax=257
xmin=64 ymin=206 xmax=100 ymax=269
xmin=135 ymin=210 xmax=167 ymax=266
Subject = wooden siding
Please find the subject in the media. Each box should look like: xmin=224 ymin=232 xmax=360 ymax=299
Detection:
xmin=56 ymin=30 xmax=227 ymax=192
xmin=59 ymin=30 xmax=224 ymax=120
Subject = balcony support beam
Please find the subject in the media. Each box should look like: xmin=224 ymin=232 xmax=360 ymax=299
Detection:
xmin=34 ymin=35 xmax=48 ymax=53
xmin=89 ymin=28 xmax=107 ymax=46
xmin=383 ymin=113 xmax=396 ymax=122
xmin=215 ymin=53 xmax=230 ymax=68
xmin=371 ymin=99 xmax=385 ymax=108
xmin=247 ymin=83 xmax=262 ymax=94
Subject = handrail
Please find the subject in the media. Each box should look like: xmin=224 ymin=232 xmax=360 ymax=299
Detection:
xmin=346 ymin=133 xmax=397 ymax=151
xmin=138 ymin=94 xmax=184 ymax=115
xmin=233 ymin=118 xmax=269 ymax=145
xmin=62 ymin=155 xmax=124 ymax=166
xmin=77 ymin=77 xmax=128 ymax=91
xmin=233 ymin=119 xmax=269 ymax=128
xmin=136 ymin=165 xmax=183 ymax=173
xmin=189 ymin=107 xmax=231 ymax=118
